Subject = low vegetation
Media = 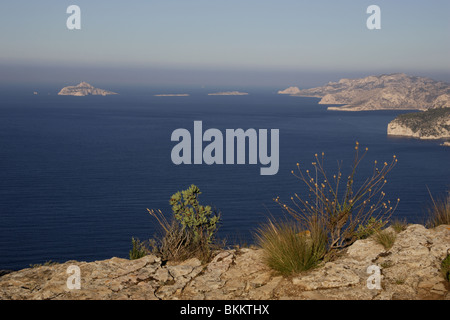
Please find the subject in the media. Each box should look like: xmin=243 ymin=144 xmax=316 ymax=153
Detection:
xmin=395 ymin=107 xmax=450 ymax=135
xmin=390 ymin=218 xmax=408 ymax=233
xmin=254 ymin=143 xmax=400 ymax=274
xmin=441 ymin=254 xmax=450 ymax=282
xmin=374 ymin=230 xmax=397 ymax=250
xmin=255 ymin=220 xmax=326 ymax=275
xmin=274 ymin=142 xmax=398 ymax=258
xmin=29 ymin=260 xmax=59 ymax=268
xmin=128 ymin=145 xmax=447 ymax=278
xmin=425 ymin=190 xmax=450 ymax=228
xmin=355 ymin=217 xmax=387 ymax=239
xmin=130 ymin=185 xmax=221 ymax=263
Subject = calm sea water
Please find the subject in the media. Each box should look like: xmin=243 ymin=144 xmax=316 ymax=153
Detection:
xmin=0 ymin=86 xmax=449 ymax=270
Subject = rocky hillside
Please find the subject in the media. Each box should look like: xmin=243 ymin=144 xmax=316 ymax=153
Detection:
xmin=279 ymin=74 xmax=450 ymax=111
xmin=58 ymin=82 xmax=117 ymax=96
xmin=0 ymin=224 xmax=449 ymax=300
xmin=387 ymin=107 xmax=450 ymax=140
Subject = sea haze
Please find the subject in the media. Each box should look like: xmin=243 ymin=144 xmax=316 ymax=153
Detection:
xmin=0 ymin=88 xmax=449 ymax=270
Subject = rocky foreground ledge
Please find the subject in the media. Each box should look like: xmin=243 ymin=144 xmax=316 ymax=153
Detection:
xmin=1 ymin=224 xmax=449 ymax=300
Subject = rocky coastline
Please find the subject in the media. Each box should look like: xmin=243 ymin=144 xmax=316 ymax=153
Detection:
xmin=1 ymin=224 xmax=449 ymax=300
xmin=279 ymin=73 xmax=450 ymax=112
xmin=387 ymin=107 xmax=450 ymax=140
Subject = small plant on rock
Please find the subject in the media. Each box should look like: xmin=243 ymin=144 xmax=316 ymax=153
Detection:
xmin=144 ymin=184 xmax=221 ymax=263
xmin=441 ymin=253 xmax=450 ymax=282
xmin=170 ymin=184 xmax=220 ymax=248
xmin=425 ymin=190 xmax=450 ymax=228
xmin=374 ymin=229 xmax=397 ymax=250
xmin=355 ymin=217 xmax=387 ymax=239
xmin=255 ymin=219 xmax=326 ymax=275
xmin=275 ymin=142 xmax=399 ymax=260
xmin=129 ymin=237 xmax=150 ymax=260
xmin=390 ymin=218 xmax=408 ymax=233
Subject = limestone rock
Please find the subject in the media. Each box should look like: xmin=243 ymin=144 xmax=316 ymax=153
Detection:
xmin=280 ymin=73 xmax=450 ymax=111
xmin=58 ymin=82 xmax=117 ymax=96
xmin=387 ymin=107 xmax=450 ymax=140
xmin=0 ymin=224 xmax=449 ymax=300
xmin=278 ymin=87 xmax=301 ymax=95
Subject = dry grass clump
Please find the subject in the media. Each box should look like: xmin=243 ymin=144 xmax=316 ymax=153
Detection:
xmin=425 ymin=190 xmax=450 ymax=228
xmin=390 ymin=218 xmax=408 ymax=233
xmin=373 ymin=229 xmax=397 ymax=250
xmin=255 ymin=219 xmax=326 ymax=275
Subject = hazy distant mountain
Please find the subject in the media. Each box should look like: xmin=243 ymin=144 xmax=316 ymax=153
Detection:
xmin=58 ymin=82 xmax=117 ymax=96
xmin=279 ymin=73 xmax=450 ymax=111
xmin=277 ymin=87 xmax=301 ymax=95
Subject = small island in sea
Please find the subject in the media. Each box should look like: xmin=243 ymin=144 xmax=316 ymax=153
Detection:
xmin=58 ymin=82 xmax=117 ymax=96
xmin=154 ymin=94 xmax=190 ymax=97
xmin=279 ymin=73 xmax=450 ymax=112
xmin=207 ymin=91 xmax=248 ymax=96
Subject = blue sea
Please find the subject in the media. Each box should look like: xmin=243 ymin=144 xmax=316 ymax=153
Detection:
xmin=0 ymin=86 xmax=449 ymax=270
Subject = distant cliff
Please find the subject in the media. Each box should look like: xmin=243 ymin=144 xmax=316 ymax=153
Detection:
xmin=387 ymin=107 xmax=450 ymax=140
xmin=58 ymin=82 xmax=117 ymax=96
xmin=279 ymin=74 xmax=450 ymax=111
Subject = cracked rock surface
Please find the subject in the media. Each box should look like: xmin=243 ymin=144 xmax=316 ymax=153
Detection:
xmin=1 ymin=224 xmax=449 ymax=300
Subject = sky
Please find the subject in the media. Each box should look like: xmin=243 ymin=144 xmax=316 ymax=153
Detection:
xmin=0 ymin=0 xmax=449 ymax=88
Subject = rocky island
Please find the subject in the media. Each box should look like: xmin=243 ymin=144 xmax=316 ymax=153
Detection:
xmin=279 ymin=73 xmax=450 ymax=111
xmin=207 ymin=91 xmax=248 ymax=96
xmin=58 ymin=82 xmax=117 ymax=96
xmin=387 ymin=107 xmax=450 ymax=140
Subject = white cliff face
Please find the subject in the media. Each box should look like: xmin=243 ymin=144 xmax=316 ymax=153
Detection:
xmin=58 ymin=82 xmax=117 ymax=96
xmin=387 ymin=120 xmax=420 ymax=138
xmin=279 ymin=74 xmax=450 ymax=111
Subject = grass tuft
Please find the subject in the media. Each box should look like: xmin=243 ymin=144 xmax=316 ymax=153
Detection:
xmin=374 ymin=230 xmax=397 ymax=250
xmin=255 ymin=220 xmax=326 ymax=275
xmin=425 ymin=190 xmax=450 ymax=228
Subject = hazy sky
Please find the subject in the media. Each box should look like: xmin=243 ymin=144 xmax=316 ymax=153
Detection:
xmin=1 ymin=0 xmax=449 ymax=87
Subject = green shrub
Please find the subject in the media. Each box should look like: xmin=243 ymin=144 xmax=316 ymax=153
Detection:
xmin=441 ymin=254 xmax=450 ymax=282
xmin=170 ymin=184 xmax=220 ymax=246
xmin=255 ymin=219 xmax=326 ymax=275
xmin=355 ymin=217 xmax=387 ymax=239
xmin=129 ymin=237 xmax=150 ymax=260
xmin=144 ymin=185 xmax=221 ymax=263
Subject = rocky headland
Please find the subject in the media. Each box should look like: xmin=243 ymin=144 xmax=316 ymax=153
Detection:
xmin=58 ymin=82 xmax=117 ymax=96
xmin=279 ymin=74 xmax=450 ymax=111
xmin=1 ymin=224 xmax=449 ymax=300
xmin=387 ymin=107 xmax=450 ymax=140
